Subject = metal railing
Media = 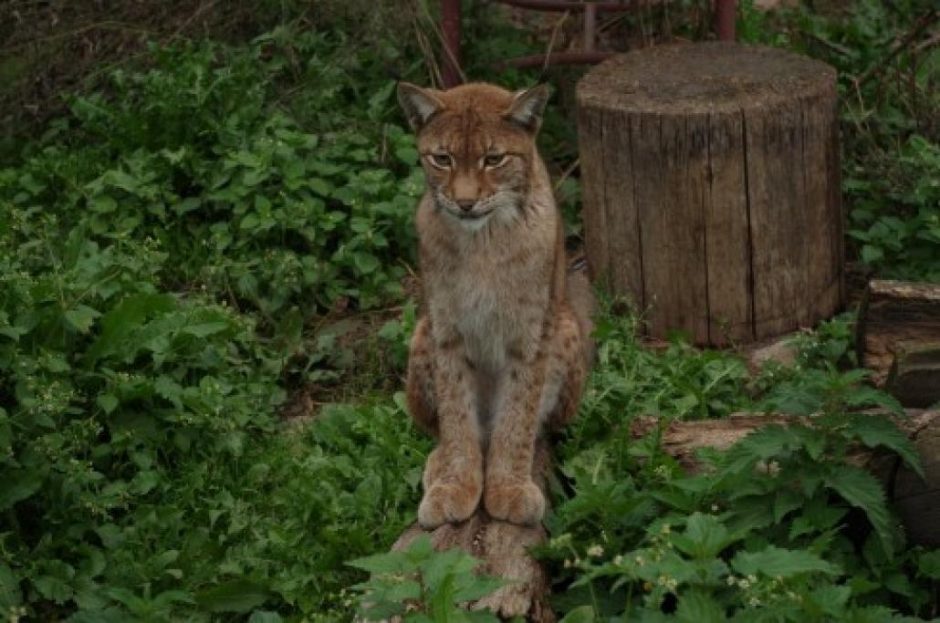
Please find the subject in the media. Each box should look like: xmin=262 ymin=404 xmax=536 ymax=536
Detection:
xmin=439 ymin=0 xmax=738 ymax=87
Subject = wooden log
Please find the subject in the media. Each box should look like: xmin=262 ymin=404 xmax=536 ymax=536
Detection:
xmin=887 ymin=341 xmax=940 ymax=408
xmin=378 ymin=439 xmax=556 ymax=622
xmin=858 ymin=279 xmax=940 ymax=389
xmin=630 ymin=410 xmax=940 ymax=546
xmin=576 ymin=42 xmax=843 ymax=346
xmin=894 ymin=409 xmax=940 ymax=547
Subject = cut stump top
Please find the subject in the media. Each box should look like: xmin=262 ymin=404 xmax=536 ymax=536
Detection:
xmin=577 ymin=41 xmax=836 ymax=114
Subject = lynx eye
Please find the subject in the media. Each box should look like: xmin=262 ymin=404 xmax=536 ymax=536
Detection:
xmin=429 ymin=153 xmax=453 ymax=168
xmin=483 ymin=153 xmax=507 ymax=168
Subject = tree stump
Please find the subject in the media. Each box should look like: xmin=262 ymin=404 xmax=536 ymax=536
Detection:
xmin=577 ymin=42 xmax=844 ymax=346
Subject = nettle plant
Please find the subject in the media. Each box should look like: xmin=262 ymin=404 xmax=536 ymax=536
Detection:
xmin=543 ymin=412 xmax=938 ymax=621
xmin=349 ymin=536 xmax=505 ymax=623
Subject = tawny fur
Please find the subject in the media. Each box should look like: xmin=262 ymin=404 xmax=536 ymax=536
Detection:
xmin=399 ymin=82 xmax=595 ymax=528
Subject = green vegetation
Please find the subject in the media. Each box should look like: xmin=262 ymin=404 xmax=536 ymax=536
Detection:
xmin=0 ymin=1 xmax=937 ymax=621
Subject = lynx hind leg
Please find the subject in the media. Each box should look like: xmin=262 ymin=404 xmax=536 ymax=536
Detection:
xmin=565 ymin=259 xmax=597 ymax=367
xmin=543 ymin=306 xmax=590 ymax=431
xmin=406 ymin=317 xmax=438 ymax=436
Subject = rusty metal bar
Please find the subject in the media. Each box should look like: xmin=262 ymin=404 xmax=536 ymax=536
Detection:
xmin=499 ymin=51 xmax=615 ymax=69
xmin=715 ymin=0 xmax=736 ymax=41
xmin=583 ymin=3 xmax=597 ymax=52
xmin=441 ymin=0 xmax=462 ymax=87
xmin=499 ymin=0 xmax=635 ymax=11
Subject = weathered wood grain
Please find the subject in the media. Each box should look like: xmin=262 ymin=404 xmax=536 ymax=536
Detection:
xmin=576 ymin=42 xmax=843 ymax=345
xmin=858 ymin=279 xmax=940 ymax=388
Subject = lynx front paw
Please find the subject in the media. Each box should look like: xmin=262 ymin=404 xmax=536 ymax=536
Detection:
xmin=484 ymin=479 xmax=545 ymax=526
xmin=418 ymin=482 xmax=482 ymax=528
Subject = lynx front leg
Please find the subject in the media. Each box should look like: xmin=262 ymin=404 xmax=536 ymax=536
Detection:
xmin=484 ymin=350 xmax=548 ymax=526
xmin=416 ymin=335 xmax=484 ymax=528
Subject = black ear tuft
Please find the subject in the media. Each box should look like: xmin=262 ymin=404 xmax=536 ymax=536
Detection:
xmin=503 ymin=84 xmax=552 ymax=133
xmin=397 ymin=82 xmax=445 ymax=132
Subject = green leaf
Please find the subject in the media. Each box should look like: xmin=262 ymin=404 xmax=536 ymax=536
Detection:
xmin=347 ymin=550 xmax=413 ymax=575
xmin=34 ymin=574 xmax=74 ymax=605
xmin=917 ymin=549 xmax=940 ymax=579
xmin=676 ymin=590 xmax=725 ymax=623
xmin=353 ymin=252 xmax=380 ymax=274
xmin=825 ymin=465 xmax=896 ymax=557
xmin=731 ymin=546 xmax=838 ymax=578
xmin=65 ymin=305 xmax=101 ymax=333
xmin=181 ymin=322 xmax=229 ymax=338
xmin=195 ymin=579 xmax=269 ymax=613
xmin=0 ymin=469 xmax=42 ymax=509
xmin=847 ymin=415 xmax=923 ymax=478
xmin=671 ymin=513 xmax=738 ymax=559
xmin=0 ymin=563 xmax=22 ymax=610
xmin=248 ymin=612 xmax=284 ymax=623
xmin=97 ymin=393 xmax=119 ymax=414
xmin=559 ymin=606 xmax=595 ymax=623
xmin=86 ymin=293 xmax=176 ymax=363
xmin=861 ymin=244 xmax=884 ymax=264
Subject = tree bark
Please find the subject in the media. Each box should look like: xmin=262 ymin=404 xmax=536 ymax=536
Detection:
xmin=577 ymin=42 xmax=843 ymax=346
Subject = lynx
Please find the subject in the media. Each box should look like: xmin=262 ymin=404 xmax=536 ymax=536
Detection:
xmin=398 ymin=81 xmax=595 ymax=528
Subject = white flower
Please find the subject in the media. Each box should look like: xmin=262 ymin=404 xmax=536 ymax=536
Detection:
xmin=587 ymin=544 xmax=604 ymax=558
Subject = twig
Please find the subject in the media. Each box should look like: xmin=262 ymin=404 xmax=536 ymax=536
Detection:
xmin=553 ymin=157 xmax=580 ymax=192
xmin=541 ymin=10 xmax=571 ymax=74
xmin=0 ymin=21 xmax=157 ymax=54
xmin=856 ymin=9 xmax=938 ymax=88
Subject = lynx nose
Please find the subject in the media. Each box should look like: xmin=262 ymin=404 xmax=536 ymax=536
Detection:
xmin=456 ymin=199 xmax=475 ymax=212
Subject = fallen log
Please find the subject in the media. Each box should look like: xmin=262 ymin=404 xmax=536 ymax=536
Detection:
xmin=631 ymin=410 xmax=940 ymax=546
xmin=887 ymin=341 xmax=940 ymax=408
xmin=857 ymin=279 xmax=940 ymax=392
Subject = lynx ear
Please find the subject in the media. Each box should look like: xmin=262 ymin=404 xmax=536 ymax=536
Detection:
xmin=504 ymin=84 xmax=552 ymax=133
xmin=397 ymin=82 xmax=445 ymax=132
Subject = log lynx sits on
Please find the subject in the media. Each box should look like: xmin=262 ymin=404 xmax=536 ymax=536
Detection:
xmin=398 ymin=81 xmax=595 ymax=528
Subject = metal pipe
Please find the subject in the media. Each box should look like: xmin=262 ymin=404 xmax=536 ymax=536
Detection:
xmin=498 ymin=0 xmax=635 ymax=13
xmin=498 ymin=51 xmax=615 ymax=69
xmin=715 ymin=0 xmax=736 ymax=41
xmin=441 ymin=0 xmax=462 ymax=87
xmin=583 ymin=2 xmax=597 ymax=52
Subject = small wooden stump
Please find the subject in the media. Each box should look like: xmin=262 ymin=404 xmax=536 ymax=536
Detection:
xmin=577 ymin=42 xmax=844 ymax=346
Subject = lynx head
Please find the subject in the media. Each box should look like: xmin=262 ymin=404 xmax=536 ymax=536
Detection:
xmin=397 ymin=82 xmax=550 ymax=229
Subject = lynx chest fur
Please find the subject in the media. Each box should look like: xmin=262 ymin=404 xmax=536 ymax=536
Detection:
xmin=418 ymin=194 xmax=557 ymax=373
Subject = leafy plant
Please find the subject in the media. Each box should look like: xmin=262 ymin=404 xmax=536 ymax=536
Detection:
xmin=349 ymin=536 xmax=503 ymax=622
